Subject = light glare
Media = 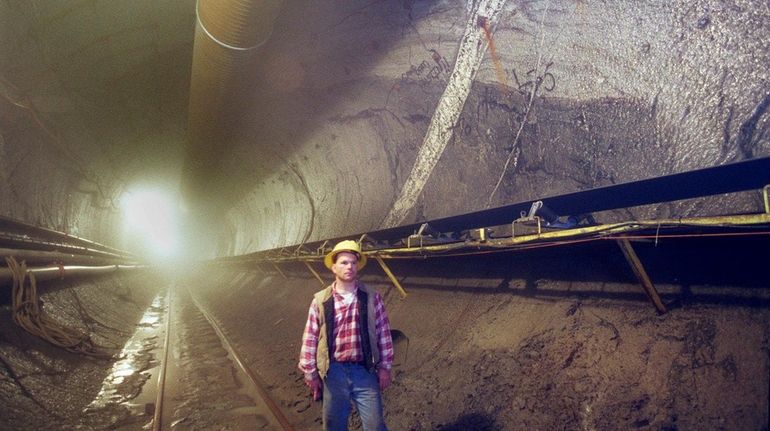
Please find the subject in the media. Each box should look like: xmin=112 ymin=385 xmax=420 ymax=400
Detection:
xmin=120 ymin=188 xmax=180 ymax=260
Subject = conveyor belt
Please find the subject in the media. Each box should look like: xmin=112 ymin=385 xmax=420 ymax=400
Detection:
xmin=355 ymin=156 xmax=770 ymax=244
xmin=235 ymin=156 xmax=770 ymax=258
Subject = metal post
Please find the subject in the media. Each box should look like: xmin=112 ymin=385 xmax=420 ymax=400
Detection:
xmin=617 ymin=238 xmax=667 ymax=314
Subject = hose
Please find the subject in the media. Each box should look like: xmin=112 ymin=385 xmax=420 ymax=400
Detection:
xmin=5 ymin=257 xmax=110 ymax=357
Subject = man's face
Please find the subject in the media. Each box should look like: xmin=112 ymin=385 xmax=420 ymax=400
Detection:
xmin=331 ymin=251 xmax=359 ymax=282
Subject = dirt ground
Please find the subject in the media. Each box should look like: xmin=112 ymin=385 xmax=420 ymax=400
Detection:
xmin=191 ymin=242 xmax=770 ymax=431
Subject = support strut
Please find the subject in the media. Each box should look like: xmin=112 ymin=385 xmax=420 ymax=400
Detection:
xmin=617 ymin=238 xmax=667 ymax=314
xmin=374 ymin=256 xmax=408 ymax=299
xmin=304 ymin=261 xmax=325 ymax=287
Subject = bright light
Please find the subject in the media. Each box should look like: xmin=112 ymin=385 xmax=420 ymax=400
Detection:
xmin=120 ymin=188 xmax=180 ymax=260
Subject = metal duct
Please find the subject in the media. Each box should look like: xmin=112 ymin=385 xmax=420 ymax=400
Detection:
xmin=182 ymin=0 xmax=283 ymax=210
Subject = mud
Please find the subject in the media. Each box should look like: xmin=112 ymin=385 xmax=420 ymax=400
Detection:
xmin=186 ymin=240 xmax=770 ymax=430
xmin=0 ymin=272 xmax=163 ymax=430
xmin=166 ymin=288 xmax=275 ymax=430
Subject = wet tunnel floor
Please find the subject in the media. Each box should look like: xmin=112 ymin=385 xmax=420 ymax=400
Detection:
xmin=78 ymin=286 xmax=281 ymax=430
xmin=163 ymin=286 xmax=278 ymax=430
xmin=0 ymin=272 xmax=288 ymax=431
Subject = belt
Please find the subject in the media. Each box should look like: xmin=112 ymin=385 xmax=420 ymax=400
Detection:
xmin=333 ymin=360 xmax=365 ymax=366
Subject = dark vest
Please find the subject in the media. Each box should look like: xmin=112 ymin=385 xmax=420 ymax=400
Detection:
xmin=313 ymin=283 xmax=381 ymax=379
xmin=323 ymin=288 xmax=374 ymax=372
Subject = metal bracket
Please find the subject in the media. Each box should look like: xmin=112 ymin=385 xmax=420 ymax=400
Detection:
xmin=527 ymin=200 xmax=544 ymax=218
xmin=512 ymin=216 xmax=542 ymax=238
xmin=407 ymin=223 xmax=428 ymax=248
xmin=294 ymin=242 xmax=309 ymax=256
xmin=511 ymin=201 xmax=547 ymax=238
xmin=763 ymin=184 xmax=769 ymax=214
xmin=374 ymin=255 xmax=408 ymax=299
xmin=474 ymin=228 xmax=487 ymax=242
xmin=317 ymin=240 xmax=329 ymax=256
xmin=407 ymin=223 xmax=440 ymax=248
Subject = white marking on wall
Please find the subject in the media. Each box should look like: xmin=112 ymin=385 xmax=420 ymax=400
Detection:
xmin=381 ymin=0 xmax=508 ymax=228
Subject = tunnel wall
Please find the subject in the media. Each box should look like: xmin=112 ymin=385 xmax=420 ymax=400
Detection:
xmin=0 ymin=127 xmax=116 ymax=242
xmin=0 ymin=3 xmax=767 ymax=429
xmin=0 ymin=1 xmax=191 ymax=248
xmin=0 ymin=2 xmax=120 ymax=243
xmin=2 ymin=1 xmax=768 ymax=254
xmin=221 ymin=0 xmax=770 ymax=254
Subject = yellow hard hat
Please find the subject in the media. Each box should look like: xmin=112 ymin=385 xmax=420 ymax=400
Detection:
xmin=324 ymin=240 xmax=367 ymax=270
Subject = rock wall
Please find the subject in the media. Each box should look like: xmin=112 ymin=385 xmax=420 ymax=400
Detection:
xmin=0 ymin=1 xmax=190 ymax=246
xmin=223 ymin=0 xmax=770 ymax=254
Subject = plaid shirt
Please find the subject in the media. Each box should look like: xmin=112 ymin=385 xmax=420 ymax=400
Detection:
xmin=298 ymin=282 xmax=394 ymax=379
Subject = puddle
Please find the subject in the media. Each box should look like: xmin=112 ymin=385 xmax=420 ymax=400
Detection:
xmin=79 ymin=292 xmax=168 ymax=429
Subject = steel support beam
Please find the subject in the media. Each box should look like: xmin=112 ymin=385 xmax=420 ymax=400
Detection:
xmin=0 ymin=248 xmax=127 ymax=266
xmin=286 ymin=156 xmax=770 ymax=248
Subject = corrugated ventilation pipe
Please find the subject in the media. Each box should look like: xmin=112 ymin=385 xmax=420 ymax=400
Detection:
xmin=182 ymin=0 xmax=283 ymax=210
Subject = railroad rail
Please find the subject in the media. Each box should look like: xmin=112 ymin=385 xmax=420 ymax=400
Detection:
xmin=151 ymin=287 xmax=294 ymax=430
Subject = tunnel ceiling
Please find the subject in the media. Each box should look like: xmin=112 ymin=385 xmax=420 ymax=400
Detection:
xmin=0 ymin=1 xmax=195 ymax=188
xmin=1 ymin=0 xmax=769 ymax=256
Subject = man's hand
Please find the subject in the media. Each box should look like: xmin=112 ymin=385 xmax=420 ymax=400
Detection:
xmin=377 ymin=368 xmax=391 ymax=390
xmin=305 ymin=375 xmax=323 ymax=401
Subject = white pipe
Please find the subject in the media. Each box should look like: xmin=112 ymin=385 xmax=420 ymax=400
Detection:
xmin=381 ymin=0 xmax=508 ymax=228
xmin=0 ymin=264 xmax=142 ymax=287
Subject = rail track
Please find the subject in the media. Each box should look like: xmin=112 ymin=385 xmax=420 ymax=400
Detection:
xmin=151 ymin=287 xmax=294 ymax=430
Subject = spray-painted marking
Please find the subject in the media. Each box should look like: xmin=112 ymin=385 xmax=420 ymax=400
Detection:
xmin=381 ymin=0 xmax=508 ymax=228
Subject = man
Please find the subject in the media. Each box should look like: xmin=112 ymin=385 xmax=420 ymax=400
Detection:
xmin=298 ymin=240 xmax=394 ymax=431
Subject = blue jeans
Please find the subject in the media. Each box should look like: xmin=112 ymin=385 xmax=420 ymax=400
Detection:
xmin=323 ymin=362 xmax=387 ymax=431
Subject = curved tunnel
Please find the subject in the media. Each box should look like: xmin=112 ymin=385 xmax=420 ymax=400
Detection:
xmin=1 ymin=1 xmax=770 ymax=429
